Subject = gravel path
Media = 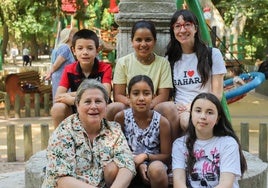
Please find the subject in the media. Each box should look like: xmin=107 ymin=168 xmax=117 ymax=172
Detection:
xmin=0 ymin=161 xmax=25 ymax=174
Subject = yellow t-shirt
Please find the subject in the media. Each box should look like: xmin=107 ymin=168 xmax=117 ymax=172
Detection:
xmin=113 ymin=53 xmax=173 ymax=94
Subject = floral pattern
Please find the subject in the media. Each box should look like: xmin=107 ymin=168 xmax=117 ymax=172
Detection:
xmin=43 ymin=114 xmax=136 ymax=188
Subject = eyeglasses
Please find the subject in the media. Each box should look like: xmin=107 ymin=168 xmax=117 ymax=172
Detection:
xmin=173 ymin=22 xmax=194 ymax=30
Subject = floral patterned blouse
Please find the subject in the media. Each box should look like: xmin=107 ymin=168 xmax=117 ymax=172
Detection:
xmin=42 ymin=114 xmax=136 ymax=188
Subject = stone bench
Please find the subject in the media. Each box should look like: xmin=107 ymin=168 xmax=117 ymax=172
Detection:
xmin=25 ymin=150 xmax=268 ymax=188
xmin=239 ymin=152 xmax=267 ymax=187
xmin=25 ymin=150 xmax=46 ymax=188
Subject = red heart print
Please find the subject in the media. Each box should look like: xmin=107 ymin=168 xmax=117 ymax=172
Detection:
xmin=187 ymin=70 xmax=194 ymax=77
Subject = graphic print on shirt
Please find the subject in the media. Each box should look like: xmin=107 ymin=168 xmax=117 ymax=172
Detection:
xmin=174 ymin=70 xmax=202 ymax=86
xmin=186 ymin=147 xmax=220 ymax=188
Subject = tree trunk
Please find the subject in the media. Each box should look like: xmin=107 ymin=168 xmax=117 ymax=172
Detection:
xmin=199 ymin=0 xmax=246 ymax=60
xmin=0 ymin=6 xmax=9 ymax=69
xmin=30 ymin=34 xmax=39 ymax=61
xmin=2 ymin=24 xmax=9 ymax=59
xmin=229 ymin=13 xmax=247 ymax=55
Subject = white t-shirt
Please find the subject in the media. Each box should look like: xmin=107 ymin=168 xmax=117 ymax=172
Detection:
xmin=10 ymin=48 xmax=19 ymax=57
xmin=172 ymin=136 xmax=241 ymax=188
xmin=173 ymin=48 xmax=227 ymax=104
xmin=22 ymin=48 xmax=30 ymax=56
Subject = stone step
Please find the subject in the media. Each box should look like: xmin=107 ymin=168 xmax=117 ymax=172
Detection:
xmin=25 ymin=150 xmax=268 ymax=188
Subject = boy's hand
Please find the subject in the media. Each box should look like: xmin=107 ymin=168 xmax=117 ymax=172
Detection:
xmin=55 ymin=93 xmax=74 ymax=106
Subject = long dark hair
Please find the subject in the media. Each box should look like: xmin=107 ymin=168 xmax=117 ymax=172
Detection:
xmin=185 ymin=93 xmax=247 ymax=175
xmin=166 ymin=9 xmax=211 ymax=89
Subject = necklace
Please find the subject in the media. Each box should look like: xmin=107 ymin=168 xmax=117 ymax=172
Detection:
xmin=133 ymin=110 xmax=153 ymax=129
xmin=135 ymin=53 xmax=155 ymax=64
xmin=134 ymin=117 xmax=152 ymax=130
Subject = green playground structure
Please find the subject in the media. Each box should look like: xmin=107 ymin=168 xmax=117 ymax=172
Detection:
xmin=0 ymin=37 xmax=2 ymax=70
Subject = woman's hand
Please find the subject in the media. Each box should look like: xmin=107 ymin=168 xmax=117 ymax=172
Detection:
xmin=45 ymin=71 xmax=52 ymax=80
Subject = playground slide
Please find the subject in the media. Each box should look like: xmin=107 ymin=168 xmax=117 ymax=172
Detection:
xmin=224 ymin=72 xmax=266 ymax=101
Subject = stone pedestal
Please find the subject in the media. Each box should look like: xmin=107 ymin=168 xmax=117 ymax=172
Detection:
xmin=115 ymin=0 xmax=177 ymax=58
xmin=25 ymin=150 xmax=47 ymax=188
xmin=239 ymin=151 xmax=268 ymax=188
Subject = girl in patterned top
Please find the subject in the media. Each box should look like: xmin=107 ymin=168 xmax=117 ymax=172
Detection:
xmin=114 ymin=75 xmax=172 ymax=188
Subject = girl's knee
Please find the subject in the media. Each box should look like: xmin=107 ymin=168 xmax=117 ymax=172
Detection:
xmin=106 ymin=102 xmax=126 ymax=121
xmin=154 ymin=102 xmax=175 ymax=116
xmin=179 ymin=111 xmax=190 ymax=131
xmin=147 ymin=161 xmax=168 ymax=188
xmin=147 ymin=161 xmax=167 ymax=178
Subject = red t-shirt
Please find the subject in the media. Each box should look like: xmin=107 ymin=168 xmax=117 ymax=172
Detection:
xmin=59 ymin=59 xmax=112 ymax=92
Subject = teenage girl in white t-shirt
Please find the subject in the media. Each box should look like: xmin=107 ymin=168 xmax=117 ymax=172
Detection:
xmin=154 ymin=10 xmax=227 ymax=141
xmin=172 ymin=92 xmax=247 ymax=188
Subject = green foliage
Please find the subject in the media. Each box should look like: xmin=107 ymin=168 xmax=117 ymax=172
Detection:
xmin=0 ymin=0 xmax=266 ymax=62
xmin=0 ymin=0 xmax=119 ymax=67
xmin=0 ymin=0 xmax=59 ymax=42
xmin=215 ymin=0 xmax=268 ymax=60
xmin=84 ymin=0 xmax=115 ymax=29
xmin=101 ymin=9 xmax=114 ymax=29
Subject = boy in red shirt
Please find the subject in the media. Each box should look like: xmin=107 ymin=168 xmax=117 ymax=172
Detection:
xmin=51 ymin=29 xmax=112 ymax=128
